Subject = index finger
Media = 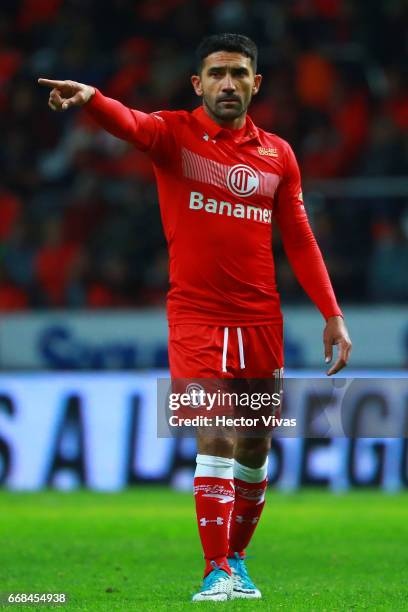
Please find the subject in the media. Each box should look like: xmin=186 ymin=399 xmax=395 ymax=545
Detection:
xmin=38 ymin=78 xmax=66 ymax=88
xmin=327 ymin=340 xmax=350 ymax=376
xmin=327 ymin=357 xmax=346 ymax=376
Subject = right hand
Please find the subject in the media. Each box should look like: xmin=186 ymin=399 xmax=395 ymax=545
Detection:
xmin=38 ymin=78 xmax=95 ymax=111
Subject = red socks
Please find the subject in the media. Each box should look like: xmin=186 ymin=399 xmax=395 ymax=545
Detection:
xmin=228 ymin=459 xmax=268 ymax=558
xmin=194 ymin=455 xmax=234 ymax=576
xmin=228 ymin=477 xmax=267 ymax=557
xmin=194 ymin=455 xmax=268 ymax=574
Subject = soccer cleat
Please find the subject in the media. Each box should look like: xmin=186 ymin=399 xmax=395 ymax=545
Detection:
xmin=228 ymin=553 xmax=262 ymax=599
xmin=192 ymin=562 xmax=232 ymax=602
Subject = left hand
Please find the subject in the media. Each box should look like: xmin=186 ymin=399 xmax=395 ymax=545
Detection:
xmin=323 ymin=315 xmax=352 ymax=376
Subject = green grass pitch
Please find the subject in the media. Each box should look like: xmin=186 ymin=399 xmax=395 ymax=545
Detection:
xmin=1 ymin=488 xmax=408 ymax=611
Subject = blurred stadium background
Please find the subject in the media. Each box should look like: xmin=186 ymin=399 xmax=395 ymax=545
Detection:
xmin=0 ymin=0 xmax=407 ymax=493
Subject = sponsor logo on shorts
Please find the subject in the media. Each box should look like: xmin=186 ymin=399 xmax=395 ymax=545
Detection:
xmin=185 ymin=382 xmax=206 ymax=407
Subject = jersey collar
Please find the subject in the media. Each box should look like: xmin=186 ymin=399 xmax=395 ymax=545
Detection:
xmin=192 ymin=105 xmax=261 ymax=144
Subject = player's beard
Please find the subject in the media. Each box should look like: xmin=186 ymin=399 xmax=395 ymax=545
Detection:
xmin=203 ymin=93 xmax=250 ymax=123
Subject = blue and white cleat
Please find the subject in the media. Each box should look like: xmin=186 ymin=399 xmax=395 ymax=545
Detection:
xmin=192 ymin=562 xmax=232 ymax=602
xmin=228 ymin=553 xmax=262 ymax=599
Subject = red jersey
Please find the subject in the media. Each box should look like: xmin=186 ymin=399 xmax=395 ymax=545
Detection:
xmin=86 ymin=91 xmax=342 ymax=325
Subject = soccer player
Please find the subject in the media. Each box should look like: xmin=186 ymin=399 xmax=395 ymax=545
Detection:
xmin=39 ymin=33 xmax=352 ymax=602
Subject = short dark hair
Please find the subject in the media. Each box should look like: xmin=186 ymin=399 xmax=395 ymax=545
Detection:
xmin=195 ymin=33 xmax=258 ymax=72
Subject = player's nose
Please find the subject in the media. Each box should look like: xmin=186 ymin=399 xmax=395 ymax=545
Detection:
xmin=221 ymin=74 xmax=236 ymax=92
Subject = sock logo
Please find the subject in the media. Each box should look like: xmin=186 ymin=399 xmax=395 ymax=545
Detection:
xmin=236 ymin=515 xmax=259 ymax=524
xmin=202 ymin=493 xmax=235 ymax=504
xmin=235 ymin=485 xmax=265 ymax=503
xmin=194 ymin=482 xmax=235 ymax=499
xmin=199 ymin=517 xmax=224 ymax=526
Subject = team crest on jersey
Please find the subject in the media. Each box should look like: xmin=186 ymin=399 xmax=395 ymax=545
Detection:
xmin=227 ymin=164 xmax=259 ymax=198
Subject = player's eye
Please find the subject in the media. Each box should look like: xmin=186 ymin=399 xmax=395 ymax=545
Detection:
xmin=233 ymin=69 xmax=249 ymax=78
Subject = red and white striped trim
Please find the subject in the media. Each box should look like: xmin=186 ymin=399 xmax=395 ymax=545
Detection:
xmin=182 ymin=148 xmax=280 ymax=198
xmin=222 ymin=327 xmax=229 ymax=373
xmin=237 ymin=327 xmax=245 ymax=369
xmin=182 ymin=147 xmax=228 ymax=189
xmin=222 ymin=327 xmax=246 ymax=373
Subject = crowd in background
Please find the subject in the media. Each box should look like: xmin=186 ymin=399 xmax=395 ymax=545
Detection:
xmin=0 ymin=0 xmax=407 ymax=310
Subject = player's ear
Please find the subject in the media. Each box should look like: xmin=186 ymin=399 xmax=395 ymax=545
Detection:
xmin=252 ymin=74 xmax=262 ymax=96
xmin=191 ymin=75 xmax=203 ymax=97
